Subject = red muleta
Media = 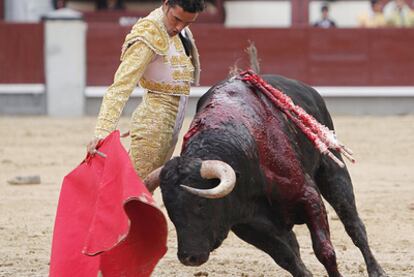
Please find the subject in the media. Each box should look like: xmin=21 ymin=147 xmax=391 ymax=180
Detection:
xmin=49 ymin=131 xmax=167 ymax=277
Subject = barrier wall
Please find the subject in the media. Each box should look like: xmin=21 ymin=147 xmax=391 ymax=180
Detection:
xmin=86 ymin=23 xmax=129 ymax=86
xmin=1 ymin=23 xmax=414 ymax=115
xmin=86 ymin=25 xmax=414 ymax=87
xmin=0 ymin=23 xmax=44 ymax=83
xmin=1 ymin=23 xmax=413 ymax=87
xmin=0 ymin=0 xmax=4 ymax=20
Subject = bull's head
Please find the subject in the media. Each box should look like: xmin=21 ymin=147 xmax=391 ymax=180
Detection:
xmin=148 ymin=157 xmax=236 ymax=266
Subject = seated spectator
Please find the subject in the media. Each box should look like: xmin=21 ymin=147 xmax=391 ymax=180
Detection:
xmin=357 ymin=0 xmax=387 ymax=28
xmin=384 ymin=0 xmax=414 ymax=27
xmin=313 ymin=4 xmax=337 ymax=28
xmin=53 ymin=0 xmax=66 ymax=9
xmin=96 ymin=0 xmax=125 ymax=10
xmin=47 ymin=0 xmax=82 ymax=19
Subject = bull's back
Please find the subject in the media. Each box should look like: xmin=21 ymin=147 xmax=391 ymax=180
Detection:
xmin=262 ymin=74 xmax=333 ymax=129
xmin=197 ymin=74 xmax=333 ymax=131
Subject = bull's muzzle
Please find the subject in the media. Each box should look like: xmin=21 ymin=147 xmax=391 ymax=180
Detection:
xmin=178 ymin=251 xmax=210 ymax=266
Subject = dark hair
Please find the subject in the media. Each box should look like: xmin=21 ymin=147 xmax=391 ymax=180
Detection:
xmin=370 ymin=0 xmax=379 ymax=5
xmin=321 ymin=5 xmax=329 ymax=12
xmin=166 ymin=0 xmax=205 ymax=13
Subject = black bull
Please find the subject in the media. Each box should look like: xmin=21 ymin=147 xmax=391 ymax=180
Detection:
xmin=155 ymin=75 xmax=386 ymax=277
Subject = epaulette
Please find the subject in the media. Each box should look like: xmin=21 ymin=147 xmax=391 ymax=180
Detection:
xmin=120 ymin=18 xmax=169 ymax=60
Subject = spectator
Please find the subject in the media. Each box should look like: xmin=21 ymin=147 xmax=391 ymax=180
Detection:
xmin=96 ymin=0 xmax=125 ymax=10
xmin=384 ymin=0 xmax=414 ymax=27
xmin=47 ymin=0 xmax=82 ymax=19
xmin=53 ymin=0 xmax=66 ymax=9
xmin=357 ymin=0 xmax=387 ymax=28
xmin=313 ymin=4 xmax=337 ymax=28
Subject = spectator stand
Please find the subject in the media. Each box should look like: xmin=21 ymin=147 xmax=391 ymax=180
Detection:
xmin=64 ymin=0 xmax=225 ymax=24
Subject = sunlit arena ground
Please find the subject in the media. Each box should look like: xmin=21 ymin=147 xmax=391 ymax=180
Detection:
xmin=0 ymin=115 xmax=413 ymax=276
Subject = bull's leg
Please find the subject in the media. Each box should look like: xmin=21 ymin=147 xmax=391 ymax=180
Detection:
xmin=232 ymin=221 xmax=312 ymax=277
xmin=315 ymin=162 xmax=387 ymax=277
xmin=302 ymin=182 xmax=342 ymax=277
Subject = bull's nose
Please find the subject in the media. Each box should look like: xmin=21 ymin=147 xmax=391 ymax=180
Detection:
xmin=178 ymin=252 xmax=209 ymax=266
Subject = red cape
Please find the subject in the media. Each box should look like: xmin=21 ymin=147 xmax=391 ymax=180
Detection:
xmin=49 ymin=131 xmax=167 ymax=277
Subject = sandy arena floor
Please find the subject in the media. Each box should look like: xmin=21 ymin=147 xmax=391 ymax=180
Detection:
xmin=0 ymin=115 xmax=413 ymax=276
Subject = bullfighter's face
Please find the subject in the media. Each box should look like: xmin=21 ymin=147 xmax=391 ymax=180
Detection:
xmin=160 ymin=157 xmax=231 ymax=266
xmin=162 ymin=1 xmax=199 ymax=37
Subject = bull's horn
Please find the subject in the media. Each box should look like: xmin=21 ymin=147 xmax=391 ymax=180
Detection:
xmin=144 ymin=166 xmax=163 ymax=193
xmin=181 ymin=160 xmax=236 ymax=199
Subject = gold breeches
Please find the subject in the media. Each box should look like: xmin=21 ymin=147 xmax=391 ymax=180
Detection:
xmin=129 ymin=91 xmax=181 ymax=179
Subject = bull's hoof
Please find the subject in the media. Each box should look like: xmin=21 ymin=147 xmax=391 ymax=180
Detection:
xmin=368 ymin=268 xmax=388 ymax=277
xmin=295 ymin=270 xmax=313 ymax=277
xmin=290 ymin=266 xmax=313 ymax=277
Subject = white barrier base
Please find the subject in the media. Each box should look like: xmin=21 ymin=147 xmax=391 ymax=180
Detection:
xmin=1 ymin=84 xmax=414 ymax=115
xmin=84 ymin=86 xmax=414 ymax=98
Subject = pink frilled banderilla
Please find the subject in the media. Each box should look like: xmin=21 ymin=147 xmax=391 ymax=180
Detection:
xmin=240 ymin=70 xmax=355 ymax=168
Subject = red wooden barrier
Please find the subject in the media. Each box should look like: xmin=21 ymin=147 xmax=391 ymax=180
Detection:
xmin=0 ymin=23 xmax=44 ymax=83
xmin=87 ymin=25 xmax=414 ymax=86
xmin=1 ymin=23 xmax=413 ymax=87
xmin=87 ymin=23 xmax=129 ymax=86
xmin=0 ymin=0 xmax=4 ymax=20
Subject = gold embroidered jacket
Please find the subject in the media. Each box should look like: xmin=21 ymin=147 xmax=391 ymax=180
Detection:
xmin=95 ymin=7 xmax=200 ymax=139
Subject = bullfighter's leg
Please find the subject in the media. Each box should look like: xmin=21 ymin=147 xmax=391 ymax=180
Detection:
xmin=315 ymin=161 xmax=387 ymax=277
xmin=301 ymin=180 xmax=342 ymax=277
xmin=129 ymin=92 xmax=181 ymax=179
xmin=232 ymin=221 xmax=312 ymax=277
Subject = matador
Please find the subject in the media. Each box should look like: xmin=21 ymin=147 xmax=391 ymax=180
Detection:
xmin=88 ymin=0 xmax=205 ymax=179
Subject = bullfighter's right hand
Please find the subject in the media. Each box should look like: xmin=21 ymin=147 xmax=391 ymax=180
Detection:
xmin=86 ymin=137 xmax=102 ymax=155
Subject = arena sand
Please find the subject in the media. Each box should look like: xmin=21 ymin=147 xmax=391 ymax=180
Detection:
xmin=0 ymin=116 xmax=413 ymax=276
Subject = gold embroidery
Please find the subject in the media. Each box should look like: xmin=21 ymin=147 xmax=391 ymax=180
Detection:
xmin=129 ymin=92 xmax=181 ymax=179
xmin=170 ymin=55 xmax=191 ymax=66
xmin=125 ymin=19 xmax=168 ymax=55
xmin=172 ymin=36 xmax=184 ymax=52
xmin=120 ymin=8 xmax=169 ymax=59
xmin=95 ymin=42 xmax=155 ymax=139
xmin=140 ymin=78 xmax=190 ymax=95
xmin=172 ymin=70 xmax=194 ymax=81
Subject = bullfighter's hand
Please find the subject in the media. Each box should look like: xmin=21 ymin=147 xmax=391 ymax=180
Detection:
xmin=86 ymin=137 xmax=102 ymax=155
